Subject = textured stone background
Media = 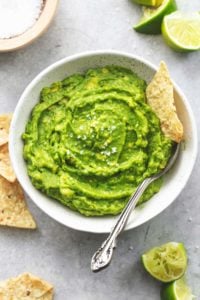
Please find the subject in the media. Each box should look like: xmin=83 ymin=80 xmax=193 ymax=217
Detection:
xmin=0 ymin=0 xmax=200 ymax=299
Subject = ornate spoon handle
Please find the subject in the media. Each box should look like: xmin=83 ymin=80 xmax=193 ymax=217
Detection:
xmin=91 ymin=177 xmax=153 ymax=272
xmin=91 ymin=143 xmax=180 ymax=272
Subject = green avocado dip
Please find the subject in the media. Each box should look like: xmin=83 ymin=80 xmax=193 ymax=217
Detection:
xmin=23 ymin=66 xmax=173 ymax=216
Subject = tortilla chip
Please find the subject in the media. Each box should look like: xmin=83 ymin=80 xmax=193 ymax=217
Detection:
xmin=0 ymin=273 xmax=53 ymax=299
xmin=0 ymin=143 xmax=16 ymax=182
xmin=0 ymin=114 xmax=12 ymax=146
xmin=0 ymin=176 xmax=36 ymax=229
xmin=146 ymin=61 xmax=183 ymax=143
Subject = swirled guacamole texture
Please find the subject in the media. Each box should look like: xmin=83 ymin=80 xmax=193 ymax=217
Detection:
xmin=23 ymin=66 xmax=173 ymax=216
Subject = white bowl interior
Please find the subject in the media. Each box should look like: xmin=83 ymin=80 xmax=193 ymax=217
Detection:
xmin=9 ymin=51 xmax=197 ymax=233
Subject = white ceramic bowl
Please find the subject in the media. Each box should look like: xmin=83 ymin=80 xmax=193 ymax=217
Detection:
xmin=9 ymin=51 xmax=197 ymax=233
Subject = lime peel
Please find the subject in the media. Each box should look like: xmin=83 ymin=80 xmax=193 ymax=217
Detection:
xmin=133 ymin=0 xmax=177 ymax=34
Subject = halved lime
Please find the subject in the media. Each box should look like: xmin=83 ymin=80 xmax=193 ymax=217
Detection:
xmin=162 ymin=11 xmax=200 ymax=52
xmin=142 ymin=242 xmax=187 ymax=282
xmin=161 ymin=277 xmax=196 ymax=300
xmin=133 ymin=0 xmax=177 ymax=34
xmin=132 ymin=0 xmax=163 ymax=7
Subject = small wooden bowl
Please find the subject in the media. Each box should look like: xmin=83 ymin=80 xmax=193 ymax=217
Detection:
xmin=0 ymin=0 xmax=59 ymax=52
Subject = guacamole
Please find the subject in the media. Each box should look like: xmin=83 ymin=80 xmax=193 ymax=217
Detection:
xmin=23 ymin=66 xmax=173 ymax=216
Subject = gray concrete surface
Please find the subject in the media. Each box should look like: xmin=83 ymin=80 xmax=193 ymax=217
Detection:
xmin=0 ymin=0 xmax=200 ymax=299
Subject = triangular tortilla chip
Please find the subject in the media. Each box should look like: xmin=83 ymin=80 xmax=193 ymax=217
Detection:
xmin=0 ymin=143 xmax=16 ymax=182
xmin=0 ymin=176 xmax=36 ymax=229
xmin=146 ymin=61 xmax=183 ymax=143
xmin=0 ymin=273 xmax=53 ymax=299
xmin=0 ymin=114 xmax=12 ymax=146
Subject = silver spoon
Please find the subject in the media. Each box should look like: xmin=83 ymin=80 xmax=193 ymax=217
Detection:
xmin=91 ymin=142 xmax=181 ymax=272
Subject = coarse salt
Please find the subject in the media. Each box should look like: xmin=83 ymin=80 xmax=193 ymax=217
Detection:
xmin=0 ymin=0 xmax=43 ymax=39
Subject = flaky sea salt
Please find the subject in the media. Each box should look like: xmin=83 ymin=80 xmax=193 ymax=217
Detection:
xmin=0 ymin=0 xmax=43 ymax=39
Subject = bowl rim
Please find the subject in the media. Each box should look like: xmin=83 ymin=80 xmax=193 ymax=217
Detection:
xmin=0 ymin=0 xmax=59 ymax=52
xmin=9 ymin=50 xmax=198 ymax=233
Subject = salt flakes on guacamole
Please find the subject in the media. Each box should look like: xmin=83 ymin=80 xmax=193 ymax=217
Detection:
xmin=23 ymin=65 xmax=174 ymax=217
xmin=0 ymin=273 xmax=53 ymax=299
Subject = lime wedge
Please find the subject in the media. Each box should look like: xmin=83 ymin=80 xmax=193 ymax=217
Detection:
xmin=161 ymin=277 xmax=196 ymax=300
xmin=133 ymin=0 xmax=177 ymax=34
xmin=132 ymin=0 xmax=163 ymax=7
xmin=142 ymin=242 xmax=187 ymax=282
xmin=162 ymin=11 xmax=200 ymax=52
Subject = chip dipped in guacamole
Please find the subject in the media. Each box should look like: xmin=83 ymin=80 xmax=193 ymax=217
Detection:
xmin=22 ymin=66 xmax=173 ymax=216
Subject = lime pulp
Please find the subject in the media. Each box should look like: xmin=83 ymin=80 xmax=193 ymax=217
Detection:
xmin=132 ymin=0 xmax=162 ymax=7
xmin=142 ymin=242 xmax=187 ymax=283
xmin=162 ymin=11 xmax=200 ymax=52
